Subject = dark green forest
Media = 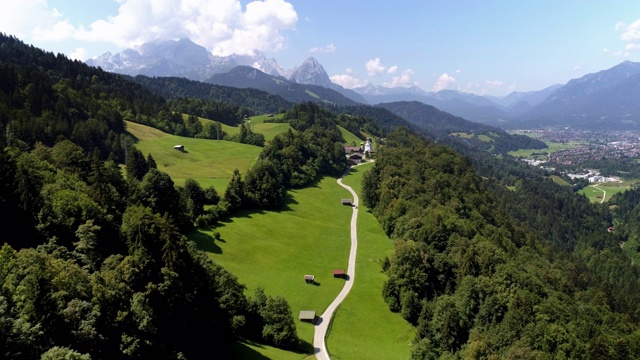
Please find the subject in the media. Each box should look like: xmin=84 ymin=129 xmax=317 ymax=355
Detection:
xmin=3 ymin=32 xmax=640 ymax=360
xmin=362 ymin=128 xmax=640 ymax=359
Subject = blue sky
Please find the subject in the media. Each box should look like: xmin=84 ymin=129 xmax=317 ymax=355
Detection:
xmin=1 ymin=0 xmax=639 ymax=96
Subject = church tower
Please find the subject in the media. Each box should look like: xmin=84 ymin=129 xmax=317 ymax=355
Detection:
xmin=364 ymin=138 xmax=372 ymax=153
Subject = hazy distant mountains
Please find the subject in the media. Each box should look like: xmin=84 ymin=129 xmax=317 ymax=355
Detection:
xmin=87 ymin=37 xmax=278 ymax=80
xmin=354 ymin=62 xmax=640 ymax=130
xmin=513 ymin=61 xmax=640 ymax=129
xmin=87 ymin=38 xmax=640 ymax=130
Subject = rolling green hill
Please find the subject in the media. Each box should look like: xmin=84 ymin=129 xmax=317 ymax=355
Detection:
xmin=125 ymin=121 xmax=261 ymax=190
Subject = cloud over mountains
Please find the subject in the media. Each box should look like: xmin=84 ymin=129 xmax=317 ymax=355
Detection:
xmin=1 ymin=0 xmax=298 ymax=57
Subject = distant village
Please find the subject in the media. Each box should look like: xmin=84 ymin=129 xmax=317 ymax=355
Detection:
xmin=513 ymin=127 xmax=640 ymax=182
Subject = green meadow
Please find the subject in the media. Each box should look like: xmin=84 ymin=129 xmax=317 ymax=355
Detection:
xmin=125 ymin=121 xmax=261 ymax=189
xmin=338 ymin=125 xmax=364 ymax=146
xmin=579 ymin=183 xmax=632 ymax=203
xmin=450 ymin=132 xmax=493 ymax=143
xmin=327 ymin=163 xmax=414 ymax=360
xmin=192 ymin=176 xmax=354 ymax=357
xmin=508 ymin=141 xmax=583 ymax=158
xmin=129 ymin=119 xmax=409 ymax=358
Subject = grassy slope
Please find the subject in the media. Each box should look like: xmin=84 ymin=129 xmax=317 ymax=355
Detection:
xmin=338 ymin=125 xmax=364 ymax=146
xmin=247 ymin=114 xmax=292 ymax=141
xmin=125 ymin=121 xmax=261 ymax=190
xmin=549 ymin=175 xmax=570 ymax=186
xmin=192 ymin=176 xmax=353 ymax=358
xmin=326 ymin=163 xmax=414 ymax=360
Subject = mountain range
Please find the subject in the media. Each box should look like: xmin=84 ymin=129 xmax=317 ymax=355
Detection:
xmin=88 ymin=38 xmax=640 ymax=130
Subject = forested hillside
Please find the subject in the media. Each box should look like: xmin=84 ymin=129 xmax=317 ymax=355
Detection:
xmin=376 ymin=101 xmax=547 ymax=154
xmin=362 ymin=128 xmax=640 ymax=358
xmin=131 ymin=75 xmax=293 ymax=116
xmin=0 ymin=34 xmax=351 ymax=358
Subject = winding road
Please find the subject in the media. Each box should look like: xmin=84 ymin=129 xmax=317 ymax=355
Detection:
xmin=592 ymin=184 xmax=606 ymax=204
xmin=313 ymin=169 xmax=360 ymax=360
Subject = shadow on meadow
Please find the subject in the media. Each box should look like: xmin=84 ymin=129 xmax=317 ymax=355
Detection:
xmin=189 ymin=228 xmax=222 ymax=254
xmin=231 ymin=337 xmax=314 ymax=359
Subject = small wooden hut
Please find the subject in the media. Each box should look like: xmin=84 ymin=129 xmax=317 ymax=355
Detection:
xmin=304 ymin=275 xmax=315 ymax=284
xmin=299 ymin=310 xmax=317 ymax=323
xmin=332 ymin=269 xmax=346 ymax=278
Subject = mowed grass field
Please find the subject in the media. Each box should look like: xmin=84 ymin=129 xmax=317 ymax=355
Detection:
xmin=125 ymin=121 xmax=261 ymax=190
xmin=327 ymin=163 xmax=414 ymax=360
xmin=191 ymin=175 xmax=354 ymax=358
xmin=579 ymin=183 xmax=632 ymax=203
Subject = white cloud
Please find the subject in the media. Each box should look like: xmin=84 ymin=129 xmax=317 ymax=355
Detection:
xmin=384 ymin=69 xmax=416 ymax=87
xmin=330 ymin=71 xmax=365 ymax=89
xmin=365 ymin=58 xmax=386 ymax=76
xmin=387 ymin=65 xmax=398 ymax=74
xmin=69 ymin=47 xmax=89 ymax=61
xmin=455 ymin=69 xmax=462 ymax=74
xmin=432 ymin=73 xmax=456 ymax=92
xmin=615 ymin=18 xmax=640 ymax=54
xmin=309 ymin=43 xmax=336 ymax=53
xmin=2 ymin=0 xmax=298 ymax=56
xmin=485 ymin=80 xmax=503 ymax=88
xmin=462 ymin=82 xmax=480 ymax=93
xmin=614 ymin=49 xmax=630 ymax=57
xmin=573 ymin=65 xmax=582 ymax=71
xmin=0 ymin=0 xmax=65 ymax=39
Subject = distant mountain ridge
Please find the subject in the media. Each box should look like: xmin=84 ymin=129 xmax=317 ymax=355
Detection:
xmin=513 ymin=61 xmax=640 ymax=129
xmin=206 ymin=66 xmax=361 ymax=107
xmin=87 ymin=38 xmax=640 ymax=130
xmin=87 ymin=37 xmax=366 ymax=104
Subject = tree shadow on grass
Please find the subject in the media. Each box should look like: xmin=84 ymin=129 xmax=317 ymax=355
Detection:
xmin=188 ymin=228 xmax=222 ymax=254
xmin=278 ymin=192 xmax=299 ymax=212
xmin=296 ymin=339 xmax=314 ymax=355
xmin=229 ymin=339 xmax=270 ymax=360
xmin=231 ymin=338 xmax=314 ymax=359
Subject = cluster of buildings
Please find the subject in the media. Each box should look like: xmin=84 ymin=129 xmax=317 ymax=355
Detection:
xmin=344 ymin=138 xmax=374 ymax=165
xmin=567 ymin=171 xmax=621 ymax=183
xmin=550 ymin=142 xmax=640 ymax=165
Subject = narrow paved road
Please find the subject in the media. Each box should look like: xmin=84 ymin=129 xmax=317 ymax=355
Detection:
xmin=313 ymin=169 xmax=359 ymax=360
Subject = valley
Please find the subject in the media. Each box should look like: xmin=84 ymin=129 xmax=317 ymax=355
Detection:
xmin=508 ymin=127 xmax=640 ymax=204
xmin=3 ymin=30 xmax=640 ymax=360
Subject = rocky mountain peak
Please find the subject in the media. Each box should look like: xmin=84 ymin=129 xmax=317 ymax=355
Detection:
xmin=287 ymin=57 xmax=332 ymax=87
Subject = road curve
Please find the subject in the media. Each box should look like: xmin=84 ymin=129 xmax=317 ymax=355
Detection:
xmin=593 ymin=184 xmax=606 ymax=204
xmin=314 ymin=169 xmax=359 ymax=360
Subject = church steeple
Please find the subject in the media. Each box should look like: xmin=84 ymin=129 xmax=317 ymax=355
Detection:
xmin=364 ymin=138 xmax=372 ymax=153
